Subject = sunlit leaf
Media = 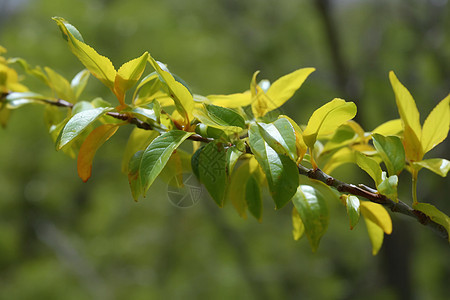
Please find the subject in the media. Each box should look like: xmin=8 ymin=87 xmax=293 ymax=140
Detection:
xmin=44 ymin=67 xmax=75 ymax=101
xmin=356 ymin=152 xmax=382 ymax=185
xmin=71 ymin=69 xmax=90 ymax=100
xmin=363 ymin=215 xmax=384 ymax=255
xmin=77 ymin=124 xmax=118 ymax=182
xmin=403 ymin=124 xmax=423 ymax=162
xmin=5 ymin=92 xmax=47 ymax=108
xmin=248 ymin=124 xmax=299 ymax=209
xmin=302 ymin=98 xmax=357 ymax=149
xmin=265 ymin=67 xmax=315 ymax=111
xmin=207 ymin=92 xmax=252 ymax=108
xmin=148 ymin=56 xmax=194 ymax=126
xmin=292 ymin=185 xmax=329 ymax=252
xmin=322 ymin=147 xmax=355 ymax=174
xmin=139 ymin=130 xmax=193 ymax=198
xmin=372 ymin=119 xmax=403 ymax=136
xmin=53 ymin=17 xmax=116 ymax=90
xmin=389 ymin=71 xmax=422 ymax=141
xmin=412 ymin=158 xmax=450 ymax=177
xmin=292 ymin=207 xmax=305 ymax=240
xmin=114 ymin=52 xmax=149 ymax=107
xmin=197 ymin=142 xmax=228 ymax=207
xmin=413 ymin=203 xmax=450 ymax=241
xmin=58 ymin=107 xmax=112 ymax=149
xmin=250 ymin=71 xmax=273 ymax=118
xmin=421 ymin=94 xmax=450 ymax=154
xmin=372 ymin=133 xmax=405 ymax=176
xmin=360 ymin=201 xmax=392 ymax=235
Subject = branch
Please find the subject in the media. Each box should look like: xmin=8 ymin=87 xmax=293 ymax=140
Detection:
xmin=297 ymin=164 xmax=448 ymax=240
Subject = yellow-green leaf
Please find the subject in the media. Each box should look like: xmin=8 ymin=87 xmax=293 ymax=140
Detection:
xmin=403 ymin=124 xmax=423 ymax=162
xmin=77 ymin=124 xmax=119 ymax=182
xmin=148 ymin=55 xmax=194 ymax=126
xmin=53 ymin=17 xmax=116 ymax=90
xmin=292 ymin=207 xmax=305 ymax=240
xmin=114 ymin=52 xmax=149 ymax=107
xmin=372 ymin=119 xmax=403 ymax=136
xmin=265 ymin=67 xmax=315 ymax=111
xmin=44 ymin=67 xmax=75 ymax=101
xmin=207 ymin=92 xmax=252 ymax=108
xmin=421 ymin=94 xmax=450 ymax=154
xmin=413 ymin=203 xmax=450 ymax=241
xmin=280 ymin=115 xmax=308 ymax=162
xmin=355 ymin=152 xmax=382 ymax=186
xmin=250 ymin=71 xmax=273 ymax=118
xmin=360 ymin=201 xmax=392 ymax=235
xmin=389 ymin=71 xmax=421 ymax=140
xmin=412 ymin=158 xmax=450 ymax=177
xmin=302 ymin=98 xmax=357 ymax=149
xmin=345 ymin=195 xmax=361 ymax=230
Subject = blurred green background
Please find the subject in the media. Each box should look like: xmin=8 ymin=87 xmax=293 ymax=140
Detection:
xmin=0 ymin=0 xmax=449 ymax=299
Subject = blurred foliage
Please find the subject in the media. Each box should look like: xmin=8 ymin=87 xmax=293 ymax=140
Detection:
xmin=0 ymin=0 xmax=449 ymax=299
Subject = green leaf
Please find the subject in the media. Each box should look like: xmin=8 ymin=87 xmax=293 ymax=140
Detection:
xmin=376 ymin=173 xmax=398 ymax=202
xmin=139 ymin=130 xmax=193 ymax=198
xmin=413 ymin=203 xmax=450 ymax=241
xmin=114 ymin=52 xmax=149 ymax=107
xmin=265 ymin=68 xmax=315 ymax=111
xmin=53 ymin=17 xmax=116 ymax=90
xmin=226 ymin=146 xmax=244 ymax=176
xmin=147 ymin=56 xmax=194 ymax=125
xmin=77 ymin=124 xmax=118 ymax=182
xmin=421 ymin=94 xmax=450 ymax=154
xmin=58 ymin=107 xmax=112 ymax=149
xmin=292 ymin=185 xmax=329 ymax=252
xmin=128 ymin=151 xmax=144 ymax=201
xmin=360 ymin=201 xmax=392 ymax=235
xmin=412 ymin=158 xmax=450 ymax=177
xmin=292 ymin=207 xmax=305 ymax=240
xmin=302 ymin=98 xmax=357 ymax=149
xmin=195 ymin=123 xmax=228 ymax=140
xmin=389 ymin=71 xmax=422 ymax=142
xmin=280 ymin=115 xmax=308 ymax=162
xmin=228 ymin=160 xmax=251 ymax=219
xmin=345 ymin=195 xmax=361 ymax=230
xmin=71 ymin=69 xmax=90 ymax=100
xmin=372 ymin=133 xmax=405 ymax=176
xmin=246 ymin=175 xmax=262 ymax=221
xmin=121 ymin=128 xmax=159 ymax=173
xmin=203 ymin=104 xmax=246 ymax=129
xmin=248 ymin=124 xmax=299 ymax=209
xmin=257 ymin=118 xmax=297 ymax=161
xmin=197 ymin=142 xmax=228 ymax=207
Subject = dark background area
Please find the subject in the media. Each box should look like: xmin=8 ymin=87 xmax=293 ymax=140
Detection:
xmin=0 ymin=0 xmax=449 ymax=299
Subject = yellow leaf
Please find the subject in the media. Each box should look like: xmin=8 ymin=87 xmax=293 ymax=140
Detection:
xmin=389 ymin=71 xmax=421 ymax=140
xmin=302 ymin=98 xmax=357 ymax=148
xmin=207 ymin=91 xmax=252 ymax=108
xmin=403 ymin=124 xmax=423 ymax=162
xmin=265 ymin=67 xmax=315 ymax=111
xmin=363 ymin=216 xmax=384 ymax=255
xmin=53 ymin=17 xmax=116 ymax=91
xmin=77 ymin=124 xmax=119 ymax=182
xmin=114 ymin=52 xmax=149 ymax=108
xmin=372 ymin=119 xmax=403 ymax=136
xmin=360 ymin=201 xmax=392 ymax=234
xmin=250 ymin=71 xmax=272 ymax=118
xmin=421 ymin=94 xmax=450 ymax=154
xmin=148 ymin=55 xmax=194 ymax=126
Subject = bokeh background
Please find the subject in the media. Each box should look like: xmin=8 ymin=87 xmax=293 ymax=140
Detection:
xmin=0 ymin=0 xmax=449 ymax=299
